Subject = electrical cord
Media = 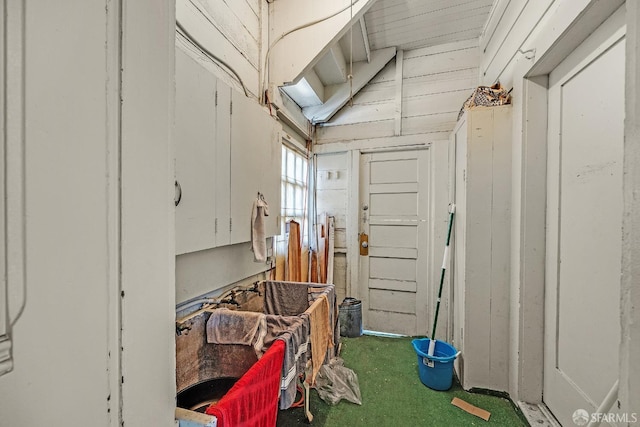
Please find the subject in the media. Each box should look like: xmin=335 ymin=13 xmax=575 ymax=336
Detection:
xmin=260 ymin=0 xmax=363 ymax=103
xmin=176 ymin=19 xmax=249 ymax=97
xmin=348 ymin=0 xmax=354 ymax=107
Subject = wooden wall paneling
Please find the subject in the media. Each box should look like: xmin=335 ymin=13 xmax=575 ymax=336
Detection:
xmin=191 ymin=0 xmax=259 ymax=67
xmin=481 ymin=0 xmax=554 ymax=83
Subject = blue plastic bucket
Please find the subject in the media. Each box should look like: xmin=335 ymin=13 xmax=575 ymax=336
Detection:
xmin=412 ymin=338 xmax=459 ymax=391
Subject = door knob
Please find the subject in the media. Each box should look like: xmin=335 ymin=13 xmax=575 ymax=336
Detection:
xmin=359 ymin=233 xmax=369 ymax=256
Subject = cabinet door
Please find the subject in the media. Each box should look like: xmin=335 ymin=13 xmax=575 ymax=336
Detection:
xmin=175 ymin=49 xmax=217 ymax=254
xmin=261 ymin=119 xmax=281 ymax=238
xmin=215 ymin=81 xmax=231 ymax=246
xmin=230 ymin=91 xmax=281 ymax=244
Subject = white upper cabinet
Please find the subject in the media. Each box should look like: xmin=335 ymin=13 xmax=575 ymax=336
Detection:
xmin=175 ymin=48 xmax=217 ymax=255
xmin=230 ymin=90 xmax=281 ymax=244
xmin=175 ymin=48 xmax=281 ymax=254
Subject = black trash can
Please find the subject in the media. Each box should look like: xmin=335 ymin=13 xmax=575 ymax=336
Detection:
xmin=339 ymin=297 xmax=363 ymax=337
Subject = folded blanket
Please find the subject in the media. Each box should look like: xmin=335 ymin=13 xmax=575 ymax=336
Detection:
xmin=264 ymin=280 xmax=309 ymax=316
xmin=206 ymin=340 xmax=285 ymax=427
xmin=206 ymin=308 xmax=267 ymax=357
xmin=309 ymin=284 xmax=339 ymax=358
xmin=263 ymin=315 xmax=310 ymax=409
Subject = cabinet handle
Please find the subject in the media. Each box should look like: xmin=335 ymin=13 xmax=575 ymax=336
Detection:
xmin=175 ymin=180 xmax=182 ymax=207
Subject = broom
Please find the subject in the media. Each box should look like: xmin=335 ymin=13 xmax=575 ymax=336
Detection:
xmin=428 ymin=204 xmax=456 ymax=356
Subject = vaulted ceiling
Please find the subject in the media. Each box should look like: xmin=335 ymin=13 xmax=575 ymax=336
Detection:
xmin=365 ymin=0 xmax=494 ymax=51
xmin=282 ymin=0 xmax=494 ymax=122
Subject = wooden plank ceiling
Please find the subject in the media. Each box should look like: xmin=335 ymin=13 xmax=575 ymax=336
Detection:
xmin=364 ymin=0 xmax=494 ymax=51
xmin=283 ymin=0 xmax=495 ymax=118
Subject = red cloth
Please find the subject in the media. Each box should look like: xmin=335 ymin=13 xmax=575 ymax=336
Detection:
xmin=205 ymin=340 xmax=285 ymax=427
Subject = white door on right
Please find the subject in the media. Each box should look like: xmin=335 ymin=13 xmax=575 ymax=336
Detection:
xmin=544 ymin=7 xmax=625 ymax=426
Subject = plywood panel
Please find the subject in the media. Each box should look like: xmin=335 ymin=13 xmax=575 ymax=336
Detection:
xmin=369 ymin=289 xmax=415 ymax=314
xmin=370 ymin=257 xmax=416 ymax=281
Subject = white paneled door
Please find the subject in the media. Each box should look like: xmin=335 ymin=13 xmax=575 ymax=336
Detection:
xmin=359 ymin=149 xmax=429 ymax=336
xmin=544 ymin=8 xmax=625 ymax=426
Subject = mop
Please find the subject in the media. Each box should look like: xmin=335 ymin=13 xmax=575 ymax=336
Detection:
xmin=428 ymin=204 xmax=456 ymax=356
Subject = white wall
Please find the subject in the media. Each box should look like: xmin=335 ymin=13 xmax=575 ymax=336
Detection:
xmin=120 ymin=0 xmax=176 ymax=424
xmin=268 ymin=0 xmax=375 ymax=88
xmin=176 ymin=0 xmax=262 ymax=98
xmin=176 ymin=243 xmax=272 ymax=304
xmin=317 ymin=39 xmax=479 ymax=143
xmin=0 ymin=0 xmax=176 ymax=425
xmin=314 ymin=39 xmax=479 ymax=335
xmin=316 ymin=153 xmax=349 ymax=303
xmin=622 ymin=1 xmax=640 ymax=418
xmin=174 ymin=0 xmax=277 ymax=305
xmin=478 ymin=0 xmax=637 ymax=407
xmin=0 ymin=2 xmax=115 ymax=425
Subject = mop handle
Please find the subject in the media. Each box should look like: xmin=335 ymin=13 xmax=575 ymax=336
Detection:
xmin=430 ymin=204 xmax=456 ymax=341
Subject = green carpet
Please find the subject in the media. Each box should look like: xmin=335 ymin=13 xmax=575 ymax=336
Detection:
xmin=277 ymin=335 xmax=528 ymax=426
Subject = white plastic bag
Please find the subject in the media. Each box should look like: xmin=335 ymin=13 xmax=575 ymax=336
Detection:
xmin=314 ymin=358 xmax=362 ymax=406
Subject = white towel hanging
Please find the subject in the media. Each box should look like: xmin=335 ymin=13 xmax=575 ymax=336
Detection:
xmin=251 ymin=194 xmax=269 ymax=262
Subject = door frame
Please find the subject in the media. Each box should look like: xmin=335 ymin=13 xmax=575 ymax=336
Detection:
xmin=346 ymin=143 xmax=454 ymax=338
xmin=357 ymin=147 xmax=431 ymax=336
xmin=516 ymin=1 xmax=626 ymax=405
